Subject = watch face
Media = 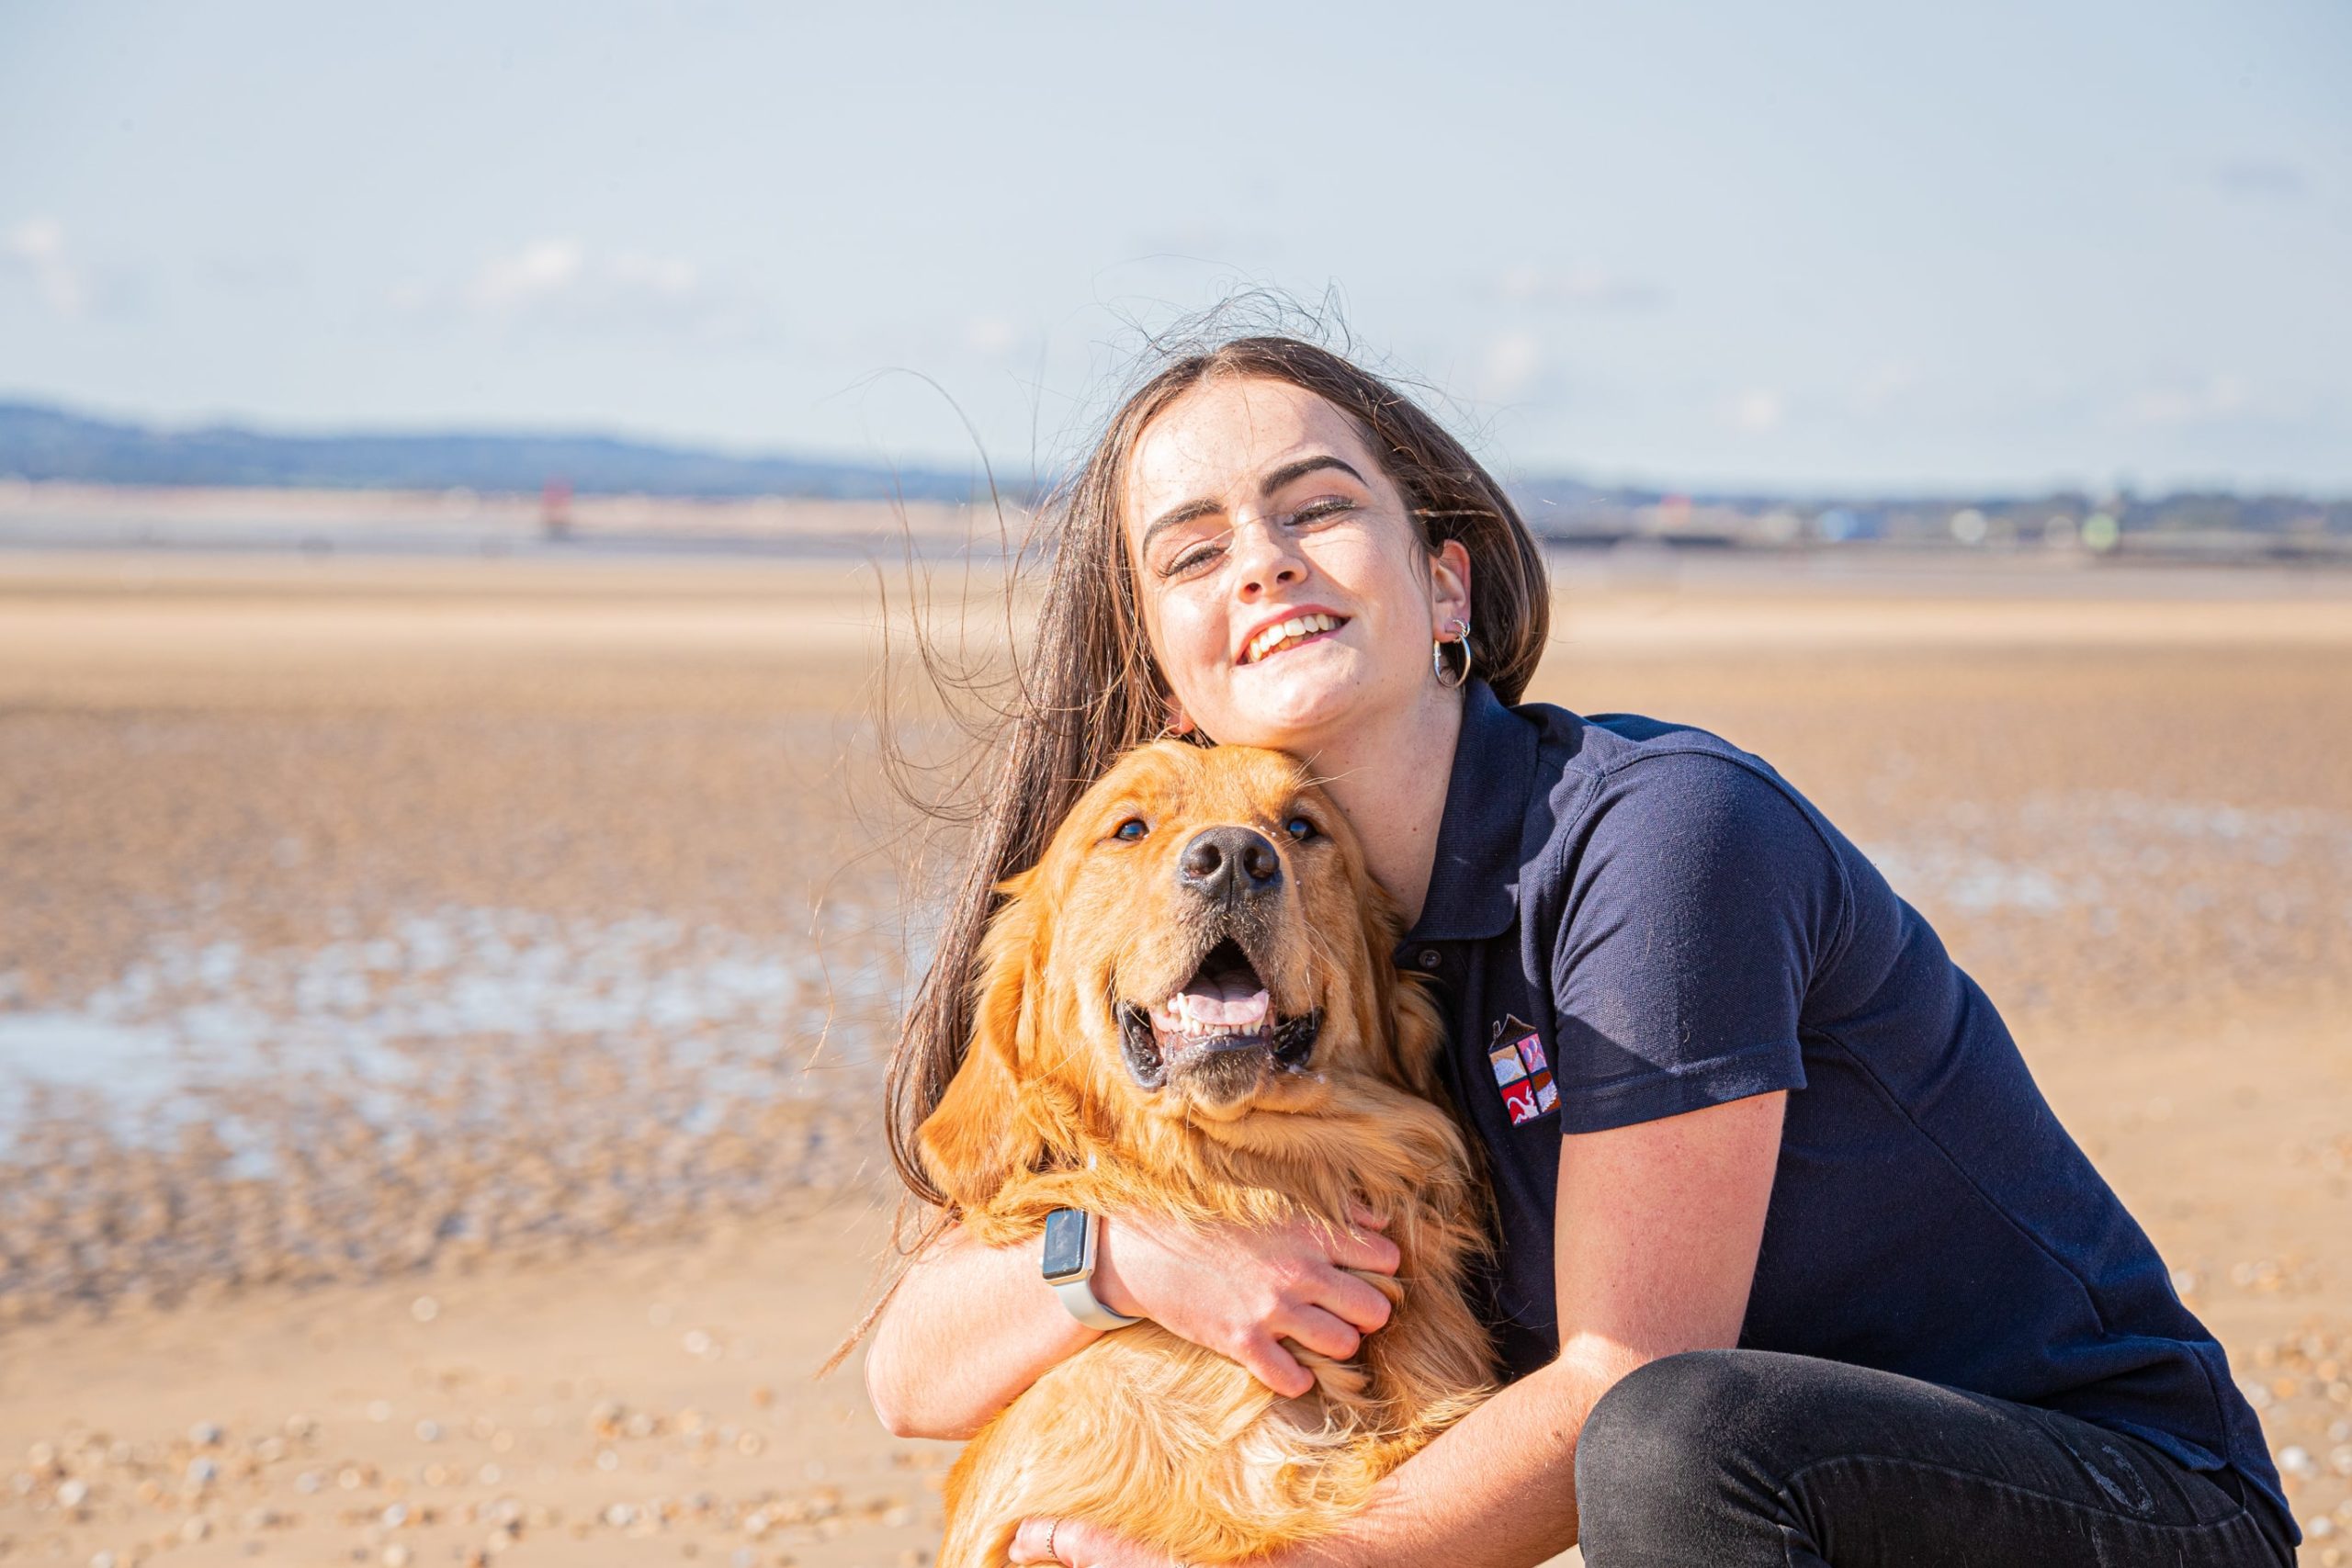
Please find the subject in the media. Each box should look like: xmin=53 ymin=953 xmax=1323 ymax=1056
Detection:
xmin=1041 ymin=1209 xmax=1090 ymax=1280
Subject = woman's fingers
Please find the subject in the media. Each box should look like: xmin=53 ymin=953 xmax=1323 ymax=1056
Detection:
xmin=1326 ymin=1221 xmax=1402 ymax=1276
xmin=1009 ymin=1517 xmax=1061 ymax=1564
xmin=1315 ymin=1266 xmax=1396 ymax=1335
xmin=1236 ymin=1330 xmax=1317 ymax=1399
xmin=1102 ymin=1209 xmax=1396 ymax=1387
xmin=1279 ymin=1303 xmax=1364 ymax=1363
xmin=1011 ymin=1518 xmax=1184 ymax=1568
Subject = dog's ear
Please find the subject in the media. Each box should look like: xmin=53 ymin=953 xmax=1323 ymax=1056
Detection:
xmin=917 ymin=874 xmax=1040 ymax=1214
xmin=1358 ymin=890 xmax=1447 ymax=1100
xmin=1386 ymin=969 xmax=1450 ymax=1101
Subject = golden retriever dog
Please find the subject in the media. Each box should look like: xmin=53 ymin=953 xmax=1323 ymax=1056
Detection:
xmin=918 ymin=741 xmax=1493 ymax=1568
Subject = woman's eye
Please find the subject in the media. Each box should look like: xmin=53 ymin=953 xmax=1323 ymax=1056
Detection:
xmin=1115 ymin=818 xmax=1149 ymax=842
xmin=1163 ymin=542 xmax=1222 ymax=579
xmin=1285 ymin=498 xmax=1356 ymax=528
xmin=1284 ymin=816 xmax=1317 ymax=842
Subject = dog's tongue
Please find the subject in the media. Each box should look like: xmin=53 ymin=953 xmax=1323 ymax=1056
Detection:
xmin=1179 ymin=968 xmax=1272 ymax=1028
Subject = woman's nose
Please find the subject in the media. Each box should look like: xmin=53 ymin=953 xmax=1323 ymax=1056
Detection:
xmin=1229 ymin=514 xmax=1307 ymax=598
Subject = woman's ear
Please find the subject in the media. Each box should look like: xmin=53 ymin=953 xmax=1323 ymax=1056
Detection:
xmin=1429 ymin=537 xmax=1473 ymax=638
xmin=916 ymin=876 xmax=1039 ymax=1214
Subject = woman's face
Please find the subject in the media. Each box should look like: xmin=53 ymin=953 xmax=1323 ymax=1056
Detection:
xmin=1121 ymin=376 xmax=1471 ymax=753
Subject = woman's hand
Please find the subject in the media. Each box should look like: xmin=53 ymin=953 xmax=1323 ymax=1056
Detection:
xmin=1091 ymin=1203 xmax=1399 ymax=1399
xmin=1009 ymin=1516 xmax=1204 ymax=1568
xmin=865 ymin=1203 xmax=1397 ymax=1441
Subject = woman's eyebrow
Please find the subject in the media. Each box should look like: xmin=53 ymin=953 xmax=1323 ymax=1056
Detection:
xmin=1138 ymin=499 xmax=1222 ymax=557
xmin=1259 ymin=455 xmax=1366 ymax=495
xmin=1137 ymin=455 xmax=1370 ymax=555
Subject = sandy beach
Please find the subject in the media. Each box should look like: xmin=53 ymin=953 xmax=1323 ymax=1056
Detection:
xmin=4 ymin=543 xmax=2349 ymax=1565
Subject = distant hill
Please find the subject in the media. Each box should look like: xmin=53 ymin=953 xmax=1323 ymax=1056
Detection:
xmin=0 ymin=400 xmax=1005 ymax=502
xmin=3 ymin=398 xmax=2343 ymax=561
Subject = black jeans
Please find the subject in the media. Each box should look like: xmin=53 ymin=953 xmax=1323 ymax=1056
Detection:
xmin=1575 ymin=1350 xmax=2297 ymax=1566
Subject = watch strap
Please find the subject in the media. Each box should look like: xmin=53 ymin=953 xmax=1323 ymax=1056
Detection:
xmin=1052 ymin=1273 xmax=1143 ymax=1331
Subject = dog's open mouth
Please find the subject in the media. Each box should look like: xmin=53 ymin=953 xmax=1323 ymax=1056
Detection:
xmin=1118 ymin=938 xmax=1319 ymax=1091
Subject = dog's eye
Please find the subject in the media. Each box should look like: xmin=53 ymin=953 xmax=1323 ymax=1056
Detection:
xmin=1284 ymin=816 xmax=1317 ymax=842
xmin=1114 ymin=818 xmax=1149 ymax=842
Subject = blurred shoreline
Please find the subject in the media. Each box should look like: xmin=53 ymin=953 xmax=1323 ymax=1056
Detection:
xmin=6 ymin=482 xmax=2351 ymax=571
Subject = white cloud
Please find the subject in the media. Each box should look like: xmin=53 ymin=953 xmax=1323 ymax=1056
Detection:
xmin=463 ymin=239 xmax=587 ymax=312
xmin=2212 ymin=159 xmax=2306 ymax=201
xmin=5 ymin=216 xmax=88 ymax=318
xmin=393 ymin=240 xmax=741 ymax=338
xmin=1857 ymin=362 xmax=1918 ymax=412
xmin=964 ymin=315 xmax=1017 ymax=355
xmin=606 ymin=251 xmax=699 ymax=301
xmin=1725 ymin=388 xmax=1785 ymax=434
xmin=1479 ymin=332 xmax=1544 ymax=401
xmin=1498 ymin=264 xmax=1665 ymax=311
xmin=2123 ymin=373 xmax=2250 ymax=427
xmin=1128 ymin=220 xmax=1283 ymax=258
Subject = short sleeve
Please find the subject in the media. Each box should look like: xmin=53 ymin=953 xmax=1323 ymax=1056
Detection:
xmin=1548 ymin=753 xmax=1838 ymax=1134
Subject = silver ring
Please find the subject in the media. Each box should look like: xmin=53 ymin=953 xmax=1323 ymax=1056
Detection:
xmin=1432 ymin=616 xmax=1474 ymax=689
xmin=1046 ymin=1517 xmax=1058 ymax=1562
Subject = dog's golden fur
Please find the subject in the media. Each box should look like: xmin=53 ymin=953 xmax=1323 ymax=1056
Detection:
xmin=917 ymin=742 xmax=1492 ymax=1567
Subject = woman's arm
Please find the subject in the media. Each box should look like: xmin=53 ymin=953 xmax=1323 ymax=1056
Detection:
xmin=865 ymin=1221 xmax=1098 ymax=1441
xmin=865 ymin=1205 xmax=1406 ymax=1441
xmin=1011 ymin=1090 xmax=1786 ymax=1567
xmin=1302 ymin=1089 xmax=1785 ymax=1567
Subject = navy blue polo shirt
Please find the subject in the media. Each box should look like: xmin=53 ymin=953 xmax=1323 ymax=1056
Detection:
xmin=1398 ymin=678 xmax=2286 ymax=1529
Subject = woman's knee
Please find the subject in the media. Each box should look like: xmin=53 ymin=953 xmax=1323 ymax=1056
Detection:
xmin=1576 ymin=1350 xmax=1774 ymax=1539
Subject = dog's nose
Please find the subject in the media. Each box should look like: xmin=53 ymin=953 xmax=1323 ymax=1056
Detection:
xmin=1178 ymin=826 xmax=1283 ymax=903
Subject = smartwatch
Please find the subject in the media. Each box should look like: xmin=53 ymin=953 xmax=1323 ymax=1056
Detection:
xmin=1041 ymin=1208 xmax=1142 ymax=1331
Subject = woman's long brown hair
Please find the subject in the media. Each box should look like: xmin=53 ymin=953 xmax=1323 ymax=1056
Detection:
xmin=882 ymin=333 xmax=1551 ymax=1214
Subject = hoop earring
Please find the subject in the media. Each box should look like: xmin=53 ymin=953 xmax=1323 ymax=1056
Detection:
xmin=1432 ymin=616 xmax=1474 ymax=689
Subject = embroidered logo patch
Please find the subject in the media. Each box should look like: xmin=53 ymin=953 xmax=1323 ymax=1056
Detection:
xmin=1489 ymin=1014 xmax=1556 ymax=1126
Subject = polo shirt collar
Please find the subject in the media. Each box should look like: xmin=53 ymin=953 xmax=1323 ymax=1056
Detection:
xmin=1402 ymin=676 xmax=1540 ymax=945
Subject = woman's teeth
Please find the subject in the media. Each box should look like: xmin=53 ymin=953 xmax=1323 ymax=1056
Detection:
xmin=1243 ymin=612 xmax=1343 ymax=665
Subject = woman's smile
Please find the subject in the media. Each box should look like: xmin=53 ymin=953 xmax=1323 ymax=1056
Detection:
xmin=1237 ymin=608 xmax=1351 ymax=666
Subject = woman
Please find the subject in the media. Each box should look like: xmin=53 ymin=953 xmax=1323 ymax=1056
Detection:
xmin=863 ymin=336 xmax=2296 ymax=1567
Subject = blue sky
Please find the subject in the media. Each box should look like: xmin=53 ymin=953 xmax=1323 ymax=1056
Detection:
xmin=3 ymin=0 xmax=2346 ymax=493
